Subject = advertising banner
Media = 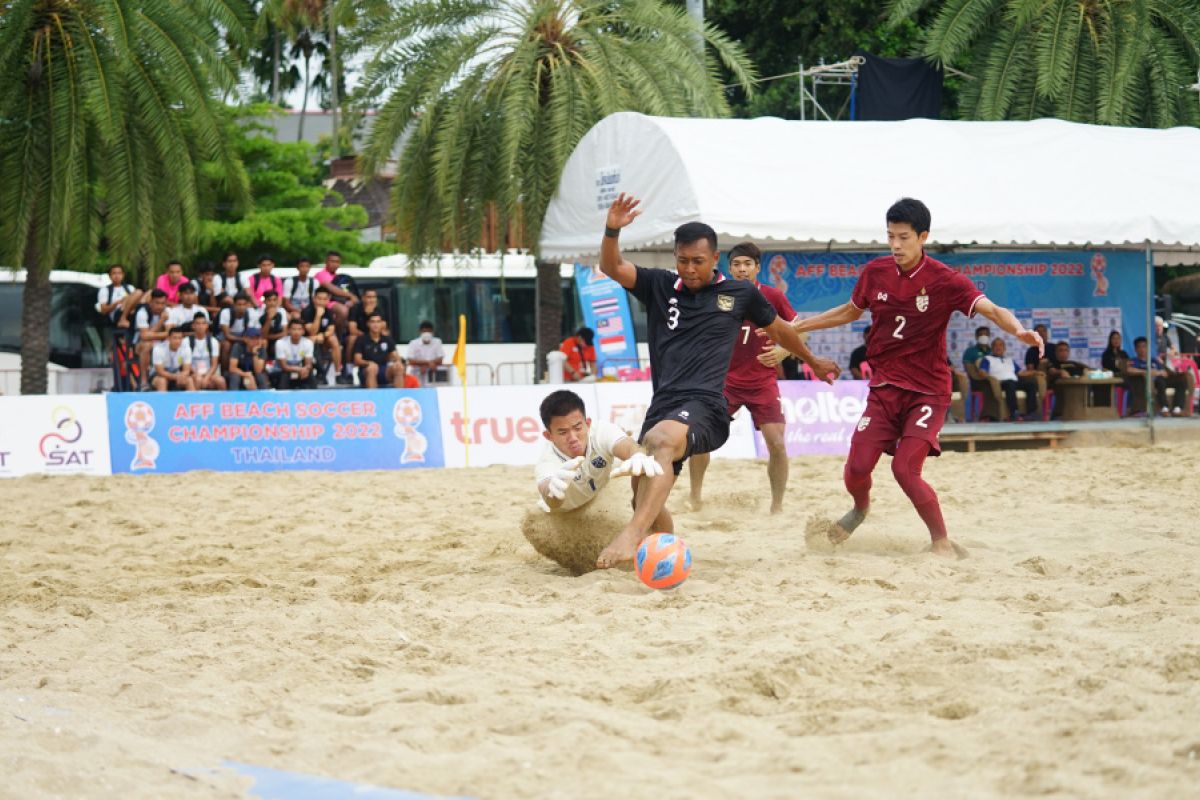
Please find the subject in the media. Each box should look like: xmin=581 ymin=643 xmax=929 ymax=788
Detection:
xmin=574 ymin=264 xmax=639 ymax=373
xmin=757 ymin=381 xmax=870 ymax=458
xmin=0 ymin=395 xmax=112 ymax=477
xmin=760 ymin=250 xmax=1142 ymax=370
xmin=436 ymin=385 xmax=590 ymax=468
xmin=106 ymin=389 xmax=443 ymax=474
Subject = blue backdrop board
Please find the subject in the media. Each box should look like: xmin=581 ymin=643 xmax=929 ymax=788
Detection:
xmin=759 ymin=250 xmax=1145 ymax=370
xmin=574 ymin=263 xmax=639 ymax=372
xmin=107 ymin=389 xmax=444 ymax=474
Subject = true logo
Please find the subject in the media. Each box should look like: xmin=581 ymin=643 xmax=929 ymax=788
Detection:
xmin=916 ymin=288 xmax=929 ymax=313
xmin=716 ymin=294 xmax=734 ymax=312
xmin=591 ymin=456 xmax=607 ymax=469
xmin=876 ymin=291 xmax=889 ymax=302
xmin=857 ymin=416 xmax=872 ymax=432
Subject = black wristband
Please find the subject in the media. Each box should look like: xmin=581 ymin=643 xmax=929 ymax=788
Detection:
xmin=604 ymin=226 xmax=620 ymax=238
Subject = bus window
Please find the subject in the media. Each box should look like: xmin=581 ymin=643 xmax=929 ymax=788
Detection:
xmin=0 ymin=282 xmax=110 ymax=368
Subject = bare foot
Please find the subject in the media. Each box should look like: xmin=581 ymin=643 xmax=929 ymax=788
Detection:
xmin=686 ymin=495 xmax=704 ymax=512
xmin=770 ymin=503 xmax=783 ymax=515
xmin=828 ymin=507 xmax=868 ymax=545
xmin=928 ymin=538 xmax=969 ymax=559
xmin=597 ymin=528 xmax=642 ymax=569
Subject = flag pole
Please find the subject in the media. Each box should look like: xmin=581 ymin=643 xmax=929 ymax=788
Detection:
xmin=453 ymin=314 xmax=469 ymax=466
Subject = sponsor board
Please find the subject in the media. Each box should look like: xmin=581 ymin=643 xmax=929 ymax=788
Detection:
xmin=0 ymin=395 xmax=112 ymax=477
xmin=436 ymin=385 xmax=595 ymax=467
xmin=106 ymin=389 xmax=444 ymax=474
xmin=755 ymin=381 xmax=870 ymax=457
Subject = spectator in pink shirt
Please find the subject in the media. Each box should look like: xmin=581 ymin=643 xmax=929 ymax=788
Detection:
xmin=247 ymin=254 xmax=284 ymax=306
xmin=314 ymin=251 xmax=360 ymax=325
xmin=154 ymin=260 xmax=190 ymax=304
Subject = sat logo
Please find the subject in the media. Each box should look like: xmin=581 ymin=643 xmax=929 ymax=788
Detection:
xmin=39 ymin=405 xmax=95 ymax=467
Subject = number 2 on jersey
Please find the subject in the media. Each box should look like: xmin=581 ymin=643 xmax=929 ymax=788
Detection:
xmin=893 ymin=315 xmax=906 ymax=339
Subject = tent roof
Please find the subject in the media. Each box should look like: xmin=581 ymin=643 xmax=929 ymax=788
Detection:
xmin=539 ymin=113 xmax=1200 ymax=262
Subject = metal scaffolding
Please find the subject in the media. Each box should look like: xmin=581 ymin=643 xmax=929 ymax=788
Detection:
xmin=798 ymin=56 xmax=865 ymax=121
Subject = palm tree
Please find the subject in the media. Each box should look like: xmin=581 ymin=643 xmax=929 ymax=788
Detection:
xmin=357 ymin=0 xmax=756 ymax=373
xmin=0 ymin=0 xmax=252 ymax=394
xmin=886 ymin=0 xmax=1200 ymax=127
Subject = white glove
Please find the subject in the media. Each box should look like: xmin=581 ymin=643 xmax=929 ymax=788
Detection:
xmin=545 ymin=456 xmax=585 ymax=500
xmin=611 ymin=451 xmax=663 ymax=479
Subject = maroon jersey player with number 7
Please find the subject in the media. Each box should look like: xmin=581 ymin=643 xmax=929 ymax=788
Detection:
xmin=761 ymin=198 xmax=1043 ymax=557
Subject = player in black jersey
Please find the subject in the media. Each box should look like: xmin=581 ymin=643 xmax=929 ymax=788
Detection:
xmin=595 ymin=193 xmax=840 ymax=568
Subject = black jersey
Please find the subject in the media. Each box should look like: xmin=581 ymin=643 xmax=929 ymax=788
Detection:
xmin=353 ymin=334 xmax=398 ymax=369
xmin=630 ymin=266 xmax=776 ymax=402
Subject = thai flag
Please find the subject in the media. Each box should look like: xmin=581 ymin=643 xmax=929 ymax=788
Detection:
xmin=591 ymin=297 xmax=619 ymax=315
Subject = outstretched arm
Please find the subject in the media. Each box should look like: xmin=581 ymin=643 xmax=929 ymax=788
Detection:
xmin=764 ymin=318 xmax=841 ymax=384
xmin=792 ymin=301 xmax=864 ymax=333
xmin=599 ymin=194 xmax=641 ymax=290
xmin=759 ymin=301 xmax=862 ymax=369
xmin=976 ymin=298 xmax=1043 ymax=359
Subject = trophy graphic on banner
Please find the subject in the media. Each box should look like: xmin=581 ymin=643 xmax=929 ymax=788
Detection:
xmin=392 ymin=397 xmax=427 ymax=464
xmin=124 ymin=401 xmax=159 ymax=471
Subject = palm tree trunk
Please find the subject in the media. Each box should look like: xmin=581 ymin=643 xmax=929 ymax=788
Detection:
xmin=19 ymin=236 xmax=51 ymax=396
xmin=535 ymin=259 xmax=562 ymax=382
xmin=328 ymin=8 xmax=341 ymax=159
xmin=271 ymin=29 xmax=282 ymax=105
xmin=298 ymin=52 xmax=311 ymax=142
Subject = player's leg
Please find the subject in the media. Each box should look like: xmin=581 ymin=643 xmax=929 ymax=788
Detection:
xmin=891 ymin=436 xmax=956 ymax=557
xmin=828 ymin=439 xmax=886 ymax=543
xmin=688 ymin=393 xmax=738 ymax=510
xmin=889 ymin=393 xmax=959 ymax=557
xmin=598 ymin=419 xmax=689 ymax=568
xmin=759 ymin=422 xmax=788 ymax=514
xmin=828 ymin=388 xmax=897 ymax=544
xmin=687 ymin=452 xmax=710 ymax=509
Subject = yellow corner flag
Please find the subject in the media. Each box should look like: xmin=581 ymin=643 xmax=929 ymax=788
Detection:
xmin=452 ymin=313 xmax=468 ymax=383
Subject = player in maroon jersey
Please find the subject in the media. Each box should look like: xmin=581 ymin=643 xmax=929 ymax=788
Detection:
xmin=689 ymin=242 xmax=798 ymax=514
xmin=763 ymin=198 xmax=1042 ymax=557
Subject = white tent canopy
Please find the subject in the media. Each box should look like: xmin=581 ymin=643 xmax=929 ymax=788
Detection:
xmin=539 ymin=113 xmax=1200 ymax=264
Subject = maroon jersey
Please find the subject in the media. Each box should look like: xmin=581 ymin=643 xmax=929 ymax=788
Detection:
xmin=850 ymin=253 xmax=983 ymax=403
xmin=727 ymin=282 xmax=797 ymax=389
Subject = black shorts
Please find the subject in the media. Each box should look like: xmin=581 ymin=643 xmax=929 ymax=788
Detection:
xmin=638 ymin=394 xmax=731 ymax=475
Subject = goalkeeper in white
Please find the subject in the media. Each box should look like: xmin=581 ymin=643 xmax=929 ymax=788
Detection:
xmin=535 ymin=391 xmax=670 ymax=526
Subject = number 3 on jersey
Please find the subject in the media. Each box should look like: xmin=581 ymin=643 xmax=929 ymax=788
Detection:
xmin=667 ymin=305 xmax=681 ymax=330
xmin=893 ymin=315 xmax=906 ymax=339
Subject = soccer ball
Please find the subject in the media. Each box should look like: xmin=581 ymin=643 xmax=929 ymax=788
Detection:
xmin=393 ymin=397 xmax=423 ymax=427
xmin=635 ymin=533 xmax=692 ymax=590
xmin=125 ymin=401 xmax=156 ymax=433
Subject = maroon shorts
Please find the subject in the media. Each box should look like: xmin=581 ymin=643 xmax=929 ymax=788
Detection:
xmin=852 ymin=384 xmax=948 ymax=456
xmin=725 ymin=382 xmax=785 ymax=429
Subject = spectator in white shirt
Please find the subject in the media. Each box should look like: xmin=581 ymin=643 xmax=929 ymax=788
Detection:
xmin=275 ymin=319 xmax=317 ymax=390
xmin=166 ymin=282 xmax=210 ymax=329
xmin=95 ymin=263 xmax=142 ymax=329
xmin=214 ymin=251 xmax=244 ymax=306
xmin=406 ymin=320 xmax=446 ymax=384
xmin=981 ymin=338 xmax=1041 ymax=421
xmin=216 ymin=291 xmax=262 ymax=367
xmin=151 ymin=327 xmax=195 ymax=392
xmin=134 ymin=289 xmax=170 ymax=389
xmin=186 ymin=316 xmax=226 ymax=391
xmin=283 ymin=257 xmax=316 ymax=319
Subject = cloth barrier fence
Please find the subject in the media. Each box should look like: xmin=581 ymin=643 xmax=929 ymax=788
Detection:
xmin=0 ymin=382 xmax=870 ymax=477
